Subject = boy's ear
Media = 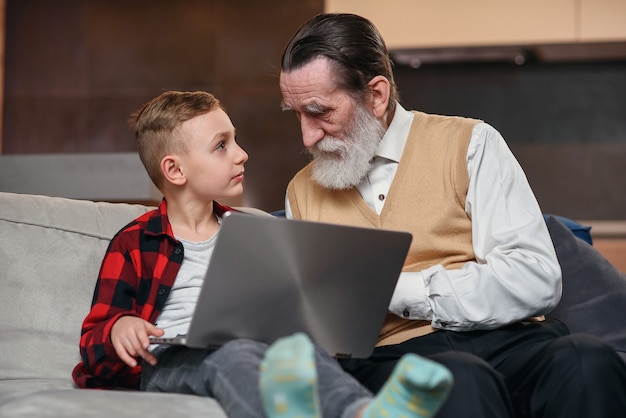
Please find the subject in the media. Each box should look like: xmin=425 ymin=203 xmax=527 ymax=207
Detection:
xmin=367 ymin=75 xmax=390 ymax=119
xmin=160 ymin=155 xmax=186 ymax=186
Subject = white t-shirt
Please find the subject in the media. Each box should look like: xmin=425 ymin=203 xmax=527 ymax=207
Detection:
xmin=154 ymin=232 xmax=218 ymax=339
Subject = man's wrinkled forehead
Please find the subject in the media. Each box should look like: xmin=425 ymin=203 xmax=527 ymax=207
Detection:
xmin=279 ymin=58 xmax=343 ymax=112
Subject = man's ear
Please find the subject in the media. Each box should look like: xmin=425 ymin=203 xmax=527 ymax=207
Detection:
xmin=368 ymin=75 xmax=391 ymax=119
xmin=160 ymin=155 xmax=186 ymax=186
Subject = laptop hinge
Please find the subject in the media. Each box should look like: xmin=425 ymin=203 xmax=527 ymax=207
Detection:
xmin=334 ymin=352 xmax=352 ymax=359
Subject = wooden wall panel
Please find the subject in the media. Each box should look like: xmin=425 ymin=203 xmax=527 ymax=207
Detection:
xmin=3 ymin=0 xmax=321 ymax=211
xmin=0 ymin=0 xmax=5 ymax=152
xmin=4 ymin=1 xmax=625 ymax=219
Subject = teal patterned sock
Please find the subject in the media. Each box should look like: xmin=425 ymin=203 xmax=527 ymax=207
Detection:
xmin=362 ymin=353 xmax=453 ymax=418
xmin=259 ymin=333 xmax=321 ymax=418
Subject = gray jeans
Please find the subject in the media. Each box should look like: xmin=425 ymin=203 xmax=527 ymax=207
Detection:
xmin=141 ymin=339 xmax=371 ymax=418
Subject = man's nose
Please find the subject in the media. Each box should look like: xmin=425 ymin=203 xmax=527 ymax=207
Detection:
xmin=301 ymin=116 xmax=324 ymax=149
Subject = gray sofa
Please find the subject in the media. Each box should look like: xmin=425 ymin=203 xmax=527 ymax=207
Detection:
xmin=0 ymin=192 xmax=228 ymax=417
xmin=1 ymin=192 xmax=625 ymax=417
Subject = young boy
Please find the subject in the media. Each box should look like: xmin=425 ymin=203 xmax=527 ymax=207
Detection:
xmin=72 ymin=90 xmax=453 ymax=418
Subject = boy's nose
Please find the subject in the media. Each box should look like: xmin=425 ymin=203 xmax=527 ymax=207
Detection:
xmin=238 ymin=146 xmax=249 ymax=163
xmin=300 ymin=116 xmax=324 ymax=149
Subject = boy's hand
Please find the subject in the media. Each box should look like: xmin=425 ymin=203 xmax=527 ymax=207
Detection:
xmin=111 ymin=316 xmax=165 ymax=368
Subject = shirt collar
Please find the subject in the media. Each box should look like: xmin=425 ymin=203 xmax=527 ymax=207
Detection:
xmin=144 ymin=198 xmax=237 ymax=239
xmin=375 ymin=102 xmax=414 ymax=163
xmin=144 ymin=198 xmax=175 ymax=238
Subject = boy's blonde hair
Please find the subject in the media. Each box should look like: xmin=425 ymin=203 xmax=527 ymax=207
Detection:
xmin=129 ymin=91 xmax=224 ymax=189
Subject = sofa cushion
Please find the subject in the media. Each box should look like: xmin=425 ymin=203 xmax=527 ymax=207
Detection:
xmin=0 ymin=192 xmax=152 ymax=382
xmin=543 ymin=214 xmax=593 ymax=244
xmin=545 ymin=215 xmax=626 ymax=362
xmin=0 ymin=380 xmax=227 ymax=417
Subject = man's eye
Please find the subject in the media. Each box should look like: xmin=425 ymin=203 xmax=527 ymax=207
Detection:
xmin=303 ymin=103 xmax=330 ymax=117
xmin=309 ymin=109 xmax=328 ymax=117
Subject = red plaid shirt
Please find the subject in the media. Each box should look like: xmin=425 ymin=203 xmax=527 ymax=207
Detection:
xmin=72 ymin=199 xmax=234 ymax=389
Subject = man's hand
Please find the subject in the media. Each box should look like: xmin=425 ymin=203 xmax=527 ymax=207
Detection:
xmin=111 ymin=316 xmax=164 ymax=368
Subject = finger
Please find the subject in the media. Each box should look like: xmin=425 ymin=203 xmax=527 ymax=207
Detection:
xmin=147 ymin=324 xmax=165 ymax=337
xmin=135 ymin=326 xmax=152 ymax=350
xmin=132 ymin=337 xmax=157 ymax=366
xmin=123 ymin=331 xmax=152 ymax=366
xmin=119 ymin=350 xmax=138 ymax=368
xmin=140 ymin=350 xmax=159 ymax=366
xmin=113 ymin=338 xmax=138 ymax=368
xmin=133 ymin=328 xmax=158 ymax=366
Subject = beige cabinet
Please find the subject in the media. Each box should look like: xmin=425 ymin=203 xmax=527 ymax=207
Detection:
xmin=580 ymin=0 xmax=626 ymax=41
xmin=325 ymin=0 xmax=626 ymax=48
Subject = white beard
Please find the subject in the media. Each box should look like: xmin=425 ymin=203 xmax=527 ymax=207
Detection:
xmin=307 ymin=104 xmax=385 ymax=190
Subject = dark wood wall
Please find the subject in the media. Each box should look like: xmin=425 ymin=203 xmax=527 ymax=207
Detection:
xmin=3 ymin=0 xmax=319 ymax=211
xmin=4 ymin=1 xmax=625 ymax=219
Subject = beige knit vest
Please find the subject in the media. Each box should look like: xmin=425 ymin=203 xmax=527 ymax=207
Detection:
xmin=287 ymin=111 xmax=481 ymax=345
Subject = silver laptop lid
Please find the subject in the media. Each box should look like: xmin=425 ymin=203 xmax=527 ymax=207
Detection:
xmin=185 ymin=212 xmax=412 ymax=358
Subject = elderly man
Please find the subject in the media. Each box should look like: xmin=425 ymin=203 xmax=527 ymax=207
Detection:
xmin=279 ymin=12 xmax=626 ymax=418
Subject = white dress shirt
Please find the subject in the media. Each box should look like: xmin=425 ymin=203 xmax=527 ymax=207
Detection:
xmin=286 ymin=103 xmax=562 ymax=331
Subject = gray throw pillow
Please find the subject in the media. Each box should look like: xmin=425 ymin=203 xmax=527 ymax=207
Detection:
xmin=545 ymin=215 xmax=626 ymax=362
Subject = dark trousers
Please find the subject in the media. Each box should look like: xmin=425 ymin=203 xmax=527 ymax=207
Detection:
xmin=339 ymin=320 xmax=626 ymax=418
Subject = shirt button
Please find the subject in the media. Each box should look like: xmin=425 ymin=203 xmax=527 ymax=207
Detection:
xmin=174 ymin=247 xmax=182 ymax=254
xmin=378 ymin=194 xmax=385 ymax=201
xmin=402 ymin=308 xmax=410 ymax=318
xmin=158 ymin=288 xmax=166 ymax=296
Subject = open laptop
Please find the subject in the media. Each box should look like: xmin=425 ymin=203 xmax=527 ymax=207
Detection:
xmin=150 ymin=211 xmax=412 ymax=358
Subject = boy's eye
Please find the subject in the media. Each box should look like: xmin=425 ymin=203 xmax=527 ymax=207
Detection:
xmin=216 ymin=142 xmax=225 ymax=150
